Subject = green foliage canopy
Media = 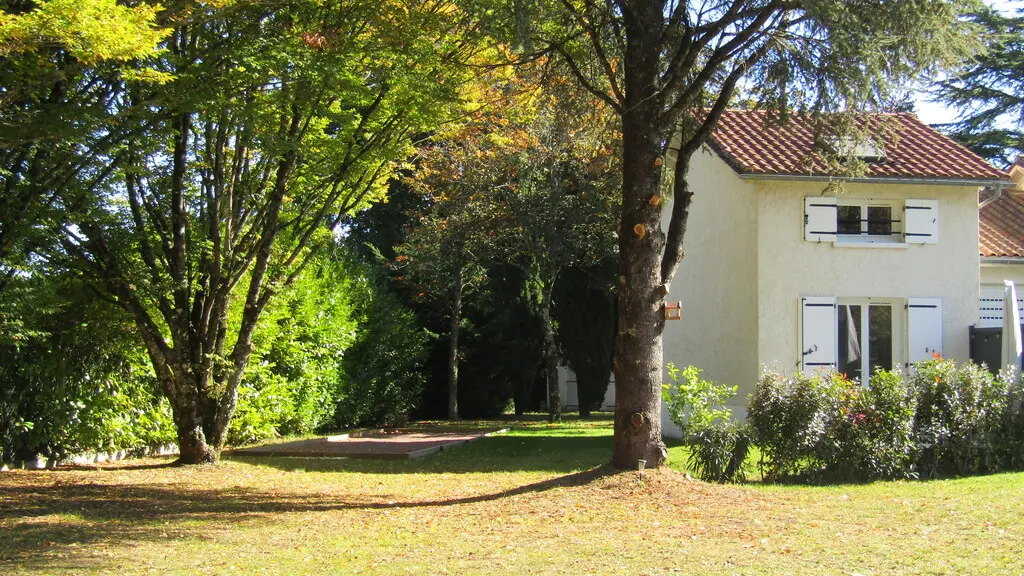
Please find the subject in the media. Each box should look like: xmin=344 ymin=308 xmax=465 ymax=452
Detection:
xmin=0 ymin=0 xmax=167 ymax=63
xmin=6 ymin=0 xmax=484 ymax=462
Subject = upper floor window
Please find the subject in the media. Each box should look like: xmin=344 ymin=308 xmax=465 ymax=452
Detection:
xmin=804 ymin=197 xmax=938 ymax=245
xmin=836 ymin=202 xmax=899 ymax=242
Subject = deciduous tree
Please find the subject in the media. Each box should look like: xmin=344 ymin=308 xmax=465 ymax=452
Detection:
xmin=0 ymin=0 xmax=168 ymax=285
xmin=488 ymin=75 xmax=620 ymax=421
xmin=400 ymin=66 xmax=619 ymax=421
xmin=396 ymin=95 xmax=519 ymax=420
xmin=24 ymin=0 xmax=480 ymax=463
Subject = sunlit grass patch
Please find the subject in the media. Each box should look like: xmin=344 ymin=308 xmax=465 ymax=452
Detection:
xmin=1 ymin=416 xmax=1022 ymax=575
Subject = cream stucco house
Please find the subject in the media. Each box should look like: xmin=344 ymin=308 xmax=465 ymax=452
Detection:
xmin=555 ymin=111 xmax=1013 ymax=434
xmin=655 ymin=110 xmax=1012 ymax=436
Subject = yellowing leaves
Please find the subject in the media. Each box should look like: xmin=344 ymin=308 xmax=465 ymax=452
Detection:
xmin=0 ymin=0 xmax=168 ymax=64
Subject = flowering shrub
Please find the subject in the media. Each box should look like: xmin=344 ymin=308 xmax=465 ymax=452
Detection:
xmin=909 ymin=359 xmax=1021 ymax=477
xmin=747 ymin=369 xmax=864 ymax=481
xmin=822 ymin=368 xmax=916 ymax=481
xmin=749 ymin=359 xmax=1023 ymax=483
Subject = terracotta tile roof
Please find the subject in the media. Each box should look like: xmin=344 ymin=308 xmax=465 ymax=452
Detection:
xmin=707 ymin=109 xmax=1009 ymax=182
xmin=1010 ymin=156 xmax=1024 ymax=191
xmin=981 ymin=192 xmax=1024 ymax=257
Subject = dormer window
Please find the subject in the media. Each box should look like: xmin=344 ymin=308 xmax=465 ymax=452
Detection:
xmin=827 ymin=135 xmax=887 ymax=162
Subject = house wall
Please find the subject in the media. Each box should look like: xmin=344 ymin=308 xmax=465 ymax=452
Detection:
xmin=566 ymin=144 xmax=983 ymax=439
xmin=981 ymin=262 xmax=1024 ymax=286
xmin=754 ymin=180 xmax=980 ymax=375
xmin=556 ymin=366 xmax=615 ymax=412
xmin=661 ymin=147 xmax=759 ymax=437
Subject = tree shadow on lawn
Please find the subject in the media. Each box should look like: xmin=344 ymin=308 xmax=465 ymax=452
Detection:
xmin=225 ymin=432 xmax=615 ymax=475
xmin=0 ymin=465 xmax=614 ymax=569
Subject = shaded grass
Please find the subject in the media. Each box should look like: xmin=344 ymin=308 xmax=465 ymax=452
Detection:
xmin=227 ymin=414 xmax=617 ymax=474
xmin=1 ymin=416 xmax=1022 ymax=575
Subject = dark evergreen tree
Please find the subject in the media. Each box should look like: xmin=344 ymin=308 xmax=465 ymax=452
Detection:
xmin=342 ymin=177 xmax=430 ymax=264
xmin=934 ymin=7 xmax=1024 ymax=167
xmin=488 ymin=0 xmax=982 ymax=467
xmin=554 ymin=259 xmax=617 ymax=418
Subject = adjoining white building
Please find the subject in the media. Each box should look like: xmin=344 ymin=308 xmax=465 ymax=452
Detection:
xmin=656 ymin=110 xmax=1011 ymax=436
xmin=978 ymin=157 xmax=1024 ymax=328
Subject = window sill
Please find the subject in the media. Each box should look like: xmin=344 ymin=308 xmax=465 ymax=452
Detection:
xmin=835 ymin=238 xmax=908 ymax=249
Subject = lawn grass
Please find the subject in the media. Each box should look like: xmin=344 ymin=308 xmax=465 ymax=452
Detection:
xmin=1 ymin=415 xmax=1022 ymax=575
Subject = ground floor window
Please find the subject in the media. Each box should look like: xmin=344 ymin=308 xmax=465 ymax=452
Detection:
xmin=802 ymin=295 xmax=939 ymax=383
xmin=837 ymin=301 xmax=894 ymax=385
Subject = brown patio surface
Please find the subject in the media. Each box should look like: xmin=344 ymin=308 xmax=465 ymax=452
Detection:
xmin=226 ymin=427 xmax=508 ymax=460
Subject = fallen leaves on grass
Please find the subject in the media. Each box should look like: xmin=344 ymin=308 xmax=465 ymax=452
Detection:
xmin=1 ymin=420 xmax=1023 ymax=575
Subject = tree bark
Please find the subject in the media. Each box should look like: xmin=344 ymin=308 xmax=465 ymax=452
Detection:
xmin=447 ymin=258 xmax=463 ymax=421
xmin=171 ymin=392 xmax=217 ymax=465
xmin=578 ymin=390 xmax=592 ymax=419
xmin=539 ymin=285 xmax=561 ymax=422
xmin=612 ymin=2 xmax=670 ymax=469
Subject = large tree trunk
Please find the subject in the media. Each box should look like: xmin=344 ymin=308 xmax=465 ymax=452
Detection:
xmin=612 ymin=3 xmax=670 ymax=469
xmin=152 ymin=357 xmax=230 ymax=465
xmin=447 ymin=259 xmax=463 ymax=421
xmin=172 ymin=397 xmax=217 ymax=465
xmin=102 ymin=107 xmax=300 ymax=465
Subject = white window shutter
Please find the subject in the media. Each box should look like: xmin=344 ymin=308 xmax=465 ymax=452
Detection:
xmin=908 ymin=297 xmax=943 ymax=364
xmin=904 ymin=199 xmax=938 ymax=244
xmin=801 ymin=296 xmax=837 ymax=370
xmin=804 ymin=197 xmax=837 ymax=242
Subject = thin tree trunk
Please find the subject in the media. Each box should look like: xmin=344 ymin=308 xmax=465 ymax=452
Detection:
xmin=612 ymin=4 xmax=670 ymax=469
xmin=545 ymin=340 xmax=560 ymax=422
xmin=540 ymin=287 xmax=561 ymax=422
xmin=579 ymin=385 xmax=592 ymax=419
xmin=447 ymin=258 xmax=463 ymax=421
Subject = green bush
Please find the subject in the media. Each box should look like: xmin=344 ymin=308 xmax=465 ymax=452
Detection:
xmin=2 ymin=246 xmax=428 ymax=459
xmin=229 ymin=249 xmax=429 ymax=443
xmin=909 ymin=358 xmax=1018 ymax=477
xmin=663 ymin=364 xmax=749 ymax=483
xmin=749 ymin=360 xmax=1023 ymax=483
xmin=334 ymin=266 xmax=428 ymax=429
xmin=227 ymin=256 xmax=357 ymax=445
xmin=0 ymin=275 xmax=174 ymax=463
xmin=748 ymin=369 xmax=839 ymax=480
xmin=822 ymin=369 xmax=917 ymax=481
xmin=998 ymin=369 xmax=1024 ymax=470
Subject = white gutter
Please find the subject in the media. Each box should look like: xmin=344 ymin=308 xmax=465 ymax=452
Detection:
xmin=981 ymin=257 xmax=1024 ymax=264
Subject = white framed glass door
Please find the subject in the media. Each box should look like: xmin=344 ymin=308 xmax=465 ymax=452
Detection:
xmin=837 ymin=299 xmax=895 ymax=386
